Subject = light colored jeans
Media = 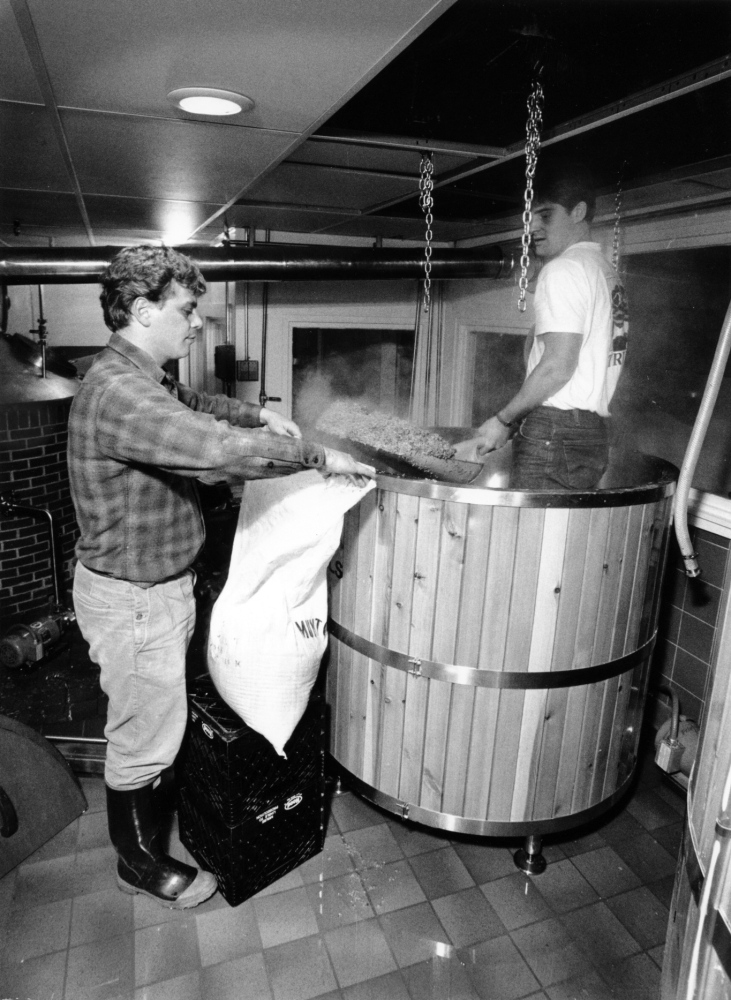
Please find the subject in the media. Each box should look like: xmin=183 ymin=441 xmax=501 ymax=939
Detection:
xmin=73 ymin=561 xmax=196 ymax=790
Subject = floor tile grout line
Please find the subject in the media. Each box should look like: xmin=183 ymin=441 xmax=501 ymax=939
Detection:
xmin=1 ymin=761 xmax=675 ymax=1000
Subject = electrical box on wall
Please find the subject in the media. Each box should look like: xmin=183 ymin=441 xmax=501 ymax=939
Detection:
xmin=214 ymin=344 xmax=236 ymax=383
xmin=237 ymin=360 xmax=259 ymax=382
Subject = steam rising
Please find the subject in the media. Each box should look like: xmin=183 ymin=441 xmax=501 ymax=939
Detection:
xmin=292 ymin=332 xmax=413 ymax=435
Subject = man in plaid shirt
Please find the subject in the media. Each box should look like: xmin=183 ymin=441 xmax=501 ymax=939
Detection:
xmin=68 ymin=245 xmax=372 ymax=909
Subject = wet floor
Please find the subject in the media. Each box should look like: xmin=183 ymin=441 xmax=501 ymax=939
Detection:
xmin=0 ymin=731 xmax=681 ymax=999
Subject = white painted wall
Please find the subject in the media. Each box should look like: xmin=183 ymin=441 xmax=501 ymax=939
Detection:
xmin=6 ymin=280 xmax=229 ymax=349
xmin=7 ymin=283 xmax=105 ymax=346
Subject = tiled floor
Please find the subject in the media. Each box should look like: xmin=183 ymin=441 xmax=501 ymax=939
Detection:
xmin=0 ymin=751 xmax=683 ymax=1000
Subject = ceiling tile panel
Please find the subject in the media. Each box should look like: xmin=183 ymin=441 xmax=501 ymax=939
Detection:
xmin=0 ymin=190 xmax=86 ymax=239
xmin=289 ymin=140 xmax=467 ymax=177
xmin=221 ymin=203 xmax=369 ymax=237
xmin=60 ymin=111 xmax=296 ymax=203
xmin=0 ymin=104 xmax=72 ymax=191
xmin=0 ymin=0 xmax=43 ymax=102
xmin=244 ymin=162 xmax=417 ymax=210
xmin=83 ymin=195 xmax=223 ymax=244
xmin=27 ymin=0 xmax=453 ymax=131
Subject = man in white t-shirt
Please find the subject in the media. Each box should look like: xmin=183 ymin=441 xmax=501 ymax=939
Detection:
xmin=459 ymin=161 xmax=628 ymax=490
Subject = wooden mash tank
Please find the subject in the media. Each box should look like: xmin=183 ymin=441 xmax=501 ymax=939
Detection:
xmin=327 ymin=449 xmax=677 ymax=869
xmin=325 ymin=85 xmax=677 ymax=867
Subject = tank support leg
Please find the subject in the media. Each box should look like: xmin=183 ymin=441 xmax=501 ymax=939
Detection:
xmin=514 ymin=833 xmax=547 ymax=875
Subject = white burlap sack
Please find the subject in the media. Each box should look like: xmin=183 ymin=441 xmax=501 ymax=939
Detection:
xmin=207 ymin=470 xmax=374 ymax=755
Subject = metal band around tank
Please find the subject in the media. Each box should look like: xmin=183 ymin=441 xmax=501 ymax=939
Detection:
xmin=335 ymin=764 xmax=636 ymax=837
xmin=329 ymin=619 xmax=655 ymax=690
xmin=374 ymin=473 xmax=676 ymax=507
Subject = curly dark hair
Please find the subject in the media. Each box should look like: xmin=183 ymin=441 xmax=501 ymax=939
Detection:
xmin=532 ymin=159 xmax=597 ymax=222
xmin=100 ymin=245 xmax=206 ymax=331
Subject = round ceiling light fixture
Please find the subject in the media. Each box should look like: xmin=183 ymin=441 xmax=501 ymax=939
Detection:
xmin=167 ymin=87 xmax=254 ymax=116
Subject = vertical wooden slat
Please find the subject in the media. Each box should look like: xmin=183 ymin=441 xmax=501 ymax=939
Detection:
xmin=326 ymin=530 xmax=343 ymax=719
xmin=462 ymin=506 xmax=520 ymax=818
xmin=599 ymin=504 xmax=648 ymax=800
xmin=552 ymin=507 xmax=611 ymax=815
xmin=532 ymin=508 xmax=592 ymax=819
xmin=511 ymin=508 xmax=570 ymax=821
xmin=510 ymin=509 xmax=570 ymax=819
xmin=339 ymin=500 xmax=362 ymax=771
xmin=328 ymin=548 xmax=344 ymax=623
xmin=440 ymin=504 xmax=494 ymax=816
xmin=376 ymin=492 xmax=419 ymax=797
xmin=420 ymin=502 xmax=469 ymax=811
xmin=589 ymin=505 xmax=635 ymax=803
xmin=348 ymin=493 xmax=378 ymax=779
xmin=330 ymin=502 xmax=360 ymax=764
xmin=399 ymin=499 xmax=443 ymax=803
xmin=642 ymin=499 xmax=674 ymax=646
xmin=573 ymin=506 xmax=629 ymax=812
xmin=368 ymin=489 xmax=397 ymax=789
xmin=326 ymin=507 xmax=346 ymax=748
xmin=488 ymin=507 xmax=544 ymax=821
xmin=627 ymin=503 xmax=664 ymax=647
xmin=592 ymin=506 xmax=631 ymax=664
xmin=370 ymin=488 xmax=397 ymax=647
xmin=617 ymin=500 xmax=669 ymax=783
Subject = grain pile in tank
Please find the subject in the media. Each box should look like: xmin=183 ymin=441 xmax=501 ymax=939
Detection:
xmin=316 ymin=400 xmax=480 ymax=483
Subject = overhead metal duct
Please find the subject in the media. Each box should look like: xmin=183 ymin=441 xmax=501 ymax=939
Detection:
xmin=0 ymin=245 xmax=512 ymax=285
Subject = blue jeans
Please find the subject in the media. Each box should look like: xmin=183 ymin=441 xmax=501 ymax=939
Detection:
xmin=510 ymin=407 xmax=609 ymax=491
xmin=73 ymin=561 xmax=196 ymax=790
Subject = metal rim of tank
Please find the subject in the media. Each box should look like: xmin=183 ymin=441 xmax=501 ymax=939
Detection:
xmin=336 ymin=765 xmax=636 ymax=837
xmin=373 ymin=454 xmax=677 ymax=508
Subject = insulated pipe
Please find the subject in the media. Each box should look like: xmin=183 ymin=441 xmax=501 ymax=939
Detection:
xmin=659 ymin=684 xmax=681 ymax=742
xmin=674 ymin=296 xmax=731 ymax=577
xmin=0 ymin=245 xmax=512 ymax=285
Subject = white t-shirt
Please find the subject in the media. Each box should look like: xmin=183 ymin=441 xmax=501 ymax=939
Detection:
xmin=528 ymin=241 xmax=628 ymax=417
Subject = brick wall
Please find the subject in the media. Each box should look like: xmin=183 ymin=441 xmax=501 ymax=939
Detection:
xmin=0 ymin=399 xmax=79 ymax=623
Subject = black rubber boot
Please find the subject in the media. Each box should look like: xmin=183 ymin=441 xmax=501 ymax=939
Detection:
xmin=106 ymin=782 xmax=217 ymax=908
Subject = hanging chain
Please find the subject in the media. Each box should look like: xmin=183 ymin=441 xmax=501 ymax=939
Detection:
xmin=518 ymin=80 xmax=544 ymax=313
xmin=612 ymin=161 xmax=626 ymax=273
xmin=419 ymin=151 xmax=434 ymax=312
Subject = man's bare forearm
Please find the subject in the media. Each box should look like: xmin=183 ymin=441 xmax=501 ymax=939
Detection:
xmin=494 ymin=358 xmax=574 ymax=426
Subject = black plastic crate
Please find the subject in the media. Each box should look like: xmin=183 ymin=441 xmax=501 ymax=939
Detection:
xmin=176 ymin=675 xmax=323 ymax=828
xmin=177 ymin=779 xmax=325 ymax=906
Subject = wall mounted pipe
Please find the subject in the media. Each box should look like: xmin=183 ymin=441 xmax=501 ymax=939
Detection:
xmin=0 ymin=245 xmax=512 ymax=285
xmin=0 ymin=495 xmax=61 ymax=608
xmin=674 ymin=295 xmax=731 ymax=577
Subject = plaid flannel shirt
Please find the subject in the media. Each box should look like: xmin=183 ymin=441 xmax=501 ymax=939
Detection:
xmin=68 ymin=332 xmax=325 ymax=583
